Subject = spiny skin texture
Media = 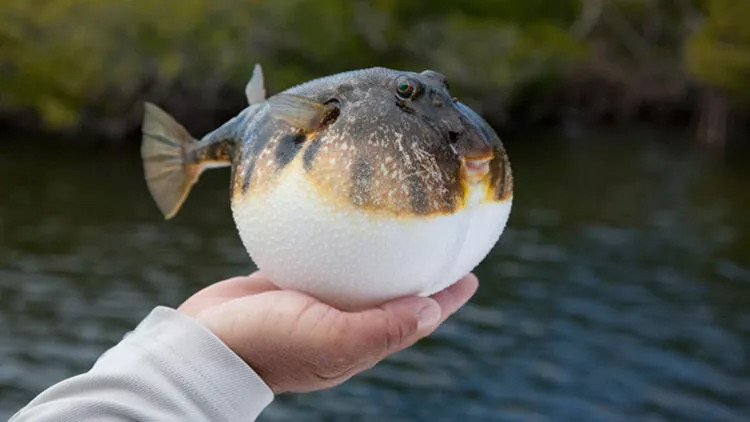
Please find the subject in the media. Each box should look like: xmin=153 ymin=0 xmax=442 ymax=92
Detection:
xmin=227 ymin=67 xmax=513 ymax=216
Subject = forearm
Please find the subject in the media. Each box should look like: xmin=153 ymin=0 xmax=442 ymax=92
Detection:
xmin=11 ymin=307 xmax=273 ymax=421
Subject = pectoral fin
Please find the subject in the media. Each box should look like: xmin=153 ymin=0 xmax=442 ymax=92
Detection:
xmin=268 ymin=94 xmax=339 ymax=133
xmin=245 ymin=64 xmax=266 ymax=104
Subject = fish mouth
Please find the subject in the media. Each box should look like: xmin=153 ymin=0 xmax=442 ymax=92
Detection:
xmin=461 ymin=154 xmax=493 ymax=184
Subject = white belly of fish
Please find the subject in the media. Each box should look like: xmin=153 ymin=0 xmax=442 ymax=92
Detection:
xmin=231 ymin=164 xmax=512 ymax=311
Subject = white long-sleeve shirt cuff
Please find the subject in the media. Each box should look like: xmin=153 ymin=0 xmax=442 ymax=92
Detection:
xmin=12 ymin=306 xmax=274 ymax=421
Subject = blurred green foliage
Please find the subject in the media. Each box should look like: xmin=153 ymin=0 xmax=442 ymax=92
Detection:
xmin=0 ymin=0 xmax=745 ymax=136
xmin=685 ymin=0 xmax=750 ymax=104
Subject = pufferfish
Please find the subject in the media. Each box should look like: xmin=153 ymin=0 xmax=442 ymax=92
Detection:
xmin=141 ymin=65 xmax=512 ymax=310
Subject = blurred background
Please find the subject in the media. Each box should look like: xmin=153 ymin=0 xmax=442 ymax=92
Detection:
xmin=1 ymin=0 xmax=748 ymax=421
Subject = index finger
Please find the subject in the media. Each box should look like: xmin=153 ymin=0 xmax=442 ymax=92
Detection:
xmin=178 ymin=272 xmax=280 ymax=316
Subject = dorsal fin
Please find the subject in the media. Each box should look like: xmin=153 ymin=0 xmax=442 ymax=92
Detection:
xmin=245 ymin=64 xmax=266 ymax=104
xmin=267 ymin=94 xmax=338 ymax=133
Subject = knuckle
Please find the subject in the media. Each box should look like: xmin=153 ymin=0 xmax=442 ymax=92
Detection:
xmin=383 ymin=313 xmax=409 ymax=351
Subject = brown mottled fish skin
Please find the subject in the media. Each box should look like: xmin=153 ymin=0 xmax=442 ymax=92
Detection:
xmin=221 ymin=67 xmax=512 ymax=217
xmin=187 ymin=139 xmax=232 ymax=165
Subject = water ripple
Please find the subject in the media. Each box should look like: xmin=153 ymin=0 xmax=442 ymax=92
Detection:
xmin=1 ymin=138 xmax=748 ymax=421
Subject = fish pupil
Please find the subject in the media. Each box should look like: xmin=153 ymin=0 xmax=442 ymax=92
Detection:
xmin=396 ymin=77 xmax=414 ymax=99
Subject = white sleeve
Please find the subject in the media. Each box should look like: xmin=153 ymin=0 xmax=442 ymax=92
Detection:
xmin=11 ymin=306 xmax=274 ymax=422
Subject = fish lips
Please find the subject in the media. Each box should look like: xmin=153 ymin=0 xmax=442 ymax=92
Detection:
xmin=452 ymin=101 xmax=497 ymax=182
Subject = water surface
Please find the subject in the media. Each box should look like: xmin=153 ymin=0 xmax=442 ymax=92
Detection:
xmin=1 ymin=130 xmax=748 ymax=421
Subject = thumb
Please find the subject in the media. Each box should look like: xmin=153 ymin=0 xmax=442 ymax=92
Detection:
xmin=341 ymin=296 xmax=442 ymax=359
xmin=379 ymin=296 xmax=444 ymax=343
xmin=339 ymin=274 xmax=479 ymax=359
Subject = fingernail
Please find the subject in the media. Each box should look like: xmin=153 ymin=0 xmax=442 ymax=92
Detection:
xmin=417 ymin=301 xmax=441 ymax=330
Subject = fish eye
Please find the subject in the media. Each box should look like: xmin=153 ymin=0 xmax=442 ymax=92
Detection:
xmin=395 ymin=77 xmax=417 ymax=99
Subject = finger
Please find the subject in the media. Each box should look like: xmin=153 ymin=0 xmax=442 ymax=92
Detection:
xmin=178 ymin=272 xmax=280 ymax=315
xmin=429 ymin=273 xmax=479 ymax=325
xmin=196 ymin=272 xmax=279 ymax=298
xmin=339 ymin=296 xmax=442 ymax=359
xmin=377 ymin=274 xmax=478 ymax=349
xmin=335 ymin=274 xmax=480 ymax=358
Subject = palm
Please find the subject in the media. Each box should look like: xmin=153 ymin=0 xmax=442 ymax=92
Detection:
xmin=178 ymin=272 xmax=478 ymax=393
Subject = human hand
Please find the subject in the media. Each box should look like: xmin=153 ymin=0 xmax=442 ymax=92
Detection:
xmin=178 ymin=271 xmax=478 ymax=394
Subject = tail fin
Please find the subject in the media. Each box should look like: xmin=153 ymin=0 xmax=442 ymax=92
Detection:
xmin=141 ymin=102 xmax=201 ymax=219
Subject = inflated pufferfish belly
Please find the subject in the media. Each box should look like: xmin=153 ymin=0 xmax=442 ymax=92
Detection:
xmin=141 ymin=65 xmax=513 ymax=310
xmin=233 ymin=159 xmax=511 ymax=310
